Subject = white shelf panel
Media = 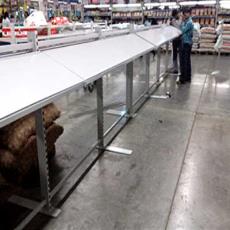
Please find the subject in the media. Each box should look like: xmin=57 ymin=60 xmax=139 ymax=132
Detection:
xmin=0 ymin=29 xmax=168 ymax=128
xmin=0 ymin=53 xmax=83 ymax=127
xmin=44 ymin=33 xmax=153 ymax=82
xmin=136 ymin=26 xmax=181 ymax=48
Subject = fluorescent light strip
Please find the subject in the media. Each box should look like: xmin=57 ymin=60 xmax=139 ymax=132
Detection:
xmin=160 ymin=2 xmax=177 ymax=6
xmin=220 ymin=3 xmax=230 ymax=9
xmin=180 ymin=1 xmax=216 ymax=5
xmin=145 ymin=3 xmax=160 ymax=7
xmin=196 ymin=0 xmax=216 ymax=5
xmin=58 ymin=1 xmax=67 ymax=5
xmin=220 ymin=0 xmax=230 ymax=6
xmin=112 ymin=3 xmax=142 ymax=8
xmin=84 ymin=4 xmax=110 ymax=9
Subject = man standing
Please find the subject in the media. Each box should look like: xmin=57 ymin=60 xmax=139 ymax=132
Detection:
xmin=170 ymin=9 xmax=181 ymax=74
xmin=177 ymin=8 xmax=193 ymax=84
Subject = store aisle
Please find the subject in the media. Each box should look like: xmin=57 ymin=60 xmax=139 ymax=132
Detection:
xmin=23 ymin=54 xmax=230 ymax=230
xmin=166 ymin=55 xmax=230 ymax=230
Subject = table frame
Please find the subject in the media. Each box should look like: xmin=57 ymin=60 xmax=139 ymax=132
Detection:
xmin=1 ymin=27 xmax=179 ymax=230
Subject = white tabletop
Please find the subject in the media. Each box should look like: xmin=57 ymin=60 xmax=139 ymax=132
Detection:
xmin=44 ymin=33 xmax=153 ymax=82
xmin=0 ymin=52 xmax=83 ymax=127
xmin=136 ymin=26 xmax=181 ymax=48
xmin=0 ymin=31 xmax=157 ymax=128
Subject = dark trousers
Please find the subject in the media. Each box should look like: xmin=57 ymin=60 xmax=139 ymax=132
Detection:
xmin=172 ymin=38 xmax=180 ymax=71
xmin=179 ymin=43 xmax=192 ymax=82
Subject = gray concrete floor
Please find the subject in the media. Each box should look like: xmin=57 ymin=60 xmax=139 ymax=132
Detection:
xmin=2 ymin=54 xmax=230 ymax=230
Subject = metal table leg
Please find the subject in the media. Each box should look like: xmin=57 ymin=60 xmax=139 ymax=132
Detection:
xmin=96 ymin=77 xmax=132 ymax=155
xmin=35 ymin=109 xmax=51 ymax=207
xmin=149 ymin=47 xmax=171 ymax=100
xmin=145 ymin=53 xmax=150 ymax=96
xmin=106 ymin=61 xmax=136 ymax=119
xmin=96 ymin=78 xmax=104 ymax=154
xmin=126 ymin=61 xmax=136 ymax=118
xmin=165 ymin=42 xmax=169 ymax=73
xmin=9 ymin=109 xmax=61 ymax=230
xmin=156 ymin=48 xmax=161 ymax=82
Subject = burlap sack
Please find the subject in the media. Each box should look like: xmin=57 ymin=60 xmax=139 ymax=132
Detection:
xmin=199 ymin=43 xmax=215 ymax=48
xmin=200 ymin=27 xmax=216 ymax=34
xmin=0 ymin=123 xmax=63 ymax=184
xmin=0 ymin=174 xmax=18 ymax=204
xmin=200 ymin=34 xmax=216 ymax=40
xmin=0 ymin=103 xmax=61 ymax=153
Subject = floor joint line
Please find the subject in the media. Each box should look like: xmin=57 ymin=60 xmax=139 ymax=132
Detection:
xmin=164 ymin=71 xmax=210 ymax=230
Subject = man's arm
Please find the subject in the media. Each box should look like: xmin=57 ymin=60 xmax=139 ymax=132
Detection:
xmin=181 ymin=21 xmax=193 ymax=34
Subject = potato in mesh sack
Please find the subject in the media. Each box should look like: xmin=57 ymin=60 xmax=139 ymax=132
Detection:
xmin=0 ymin=123 xmax=63 ymax=184
xmin=0 ymin=103 xmax=60 ymax=153
xmin=0 ymin=173 xmax=17 ymax=204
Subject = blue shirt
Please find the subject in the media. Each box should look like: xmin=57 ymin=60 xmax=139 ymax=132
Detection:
xmin=181 ymin=17 xmax=193 ymax=45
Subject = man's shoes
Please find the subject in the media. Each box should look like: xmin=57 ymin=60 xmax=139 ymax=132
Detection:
xmin=176 ymin=79 xmax=186 ymax=85
xmin=169 ymin=69 xmax=178 ymax=74
xmin=172 ymin=70 xmax=178 ymax=74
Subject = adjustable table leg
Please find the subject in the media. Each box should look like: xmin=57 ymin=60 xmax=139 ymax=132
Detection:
xmin=96 ymin=78 xmax=104 ymax=154
xmin=96 ymin=77 xmax=133 ymax=156
xmin=126 ymin=61 xmax=136 ymax=118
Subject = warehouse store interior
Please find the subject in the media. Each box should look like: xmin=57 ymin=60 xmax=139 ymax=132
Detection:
xmin=1 ymin=0 xmax=230 ymax=230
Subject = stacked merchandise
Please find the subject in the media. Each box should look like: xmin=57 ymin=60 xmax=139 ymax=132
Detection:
xmin=113 ymin=11 xmax=142 ymax=18
xmin=145 ymin=9 xmax=171 ymax=24
xmin=199 ymin=27 xmax=216 ymax=51
xmin=84 ymin=9 xmax=111 ymax=18
xmin=112 ymin=10 xmax=143 ymax=23
xmin=221 ymin=24 xmax=230 ymax=52
xmin=0 ymin=103 xmax=64 ymax=184
xmin=193 ymin=23 xmax=200 ymax=50
xmin=88 ymin=0 xmax=117 ymax=2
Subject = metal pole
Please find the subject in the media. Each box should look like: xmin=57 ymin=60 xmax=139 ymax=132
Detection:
xmin=110 ymin=0 xmax=113 ymax=24
xmin=11 ymin=24 xmax=16 ymax=44
xmin=28 ymin=31 xmax=39 ymax=52
xmin=48 ymin=24 xmax=52 ymax=37
xmin=81 ymin=3 xmax=84 ymax=23
xmin=165 ymin=42 xmax=169 ymax=73
xmin=145 ymin=53 xmax=150 ymax=95
xmin=126 ymin=61 xmax=134 ymax=117
xmin=35 ymin=109 xmax=51 ymax=208
xmin=215 ymin=0 xmax=220 ymax=28
xmin=96 ymin=78 xmax=104 ymax=153
xmin=141 ymin=0 xmax=144 ymax=24
xmin=156 ymin=48 xmax=161 ymax=82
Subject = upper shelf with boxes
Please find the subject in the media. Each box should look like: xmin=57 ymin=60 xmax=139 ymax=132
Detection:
xmin=144 ymin=8 xmax=172 ymax=24
xmin=82 ymin=1 xmax=230 ymax=29
xmin=112 ymin=10 xmax=143 ymax=21
xmin=218 ymin=7 xmax=230 ymax=23
xmin=84 ymin=8 xmax=112 ymax=22
xmin=191 ymin=6 xmax=216 ymax=27
xmin=112 ymin=4 xmax=143 ymax=23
